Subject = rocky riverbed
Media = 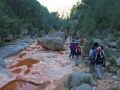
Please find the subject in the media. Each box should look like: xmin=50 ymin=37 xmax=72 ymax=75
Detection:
xmin=0 ymin=41 xmax=88 ymax=90
xmin=0 ymin=36 xmax=119 ymax=90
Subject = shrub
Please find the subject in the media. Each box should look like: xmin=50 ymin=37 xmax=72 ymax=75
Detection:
xmin=104 ymin=47 xmax=114 ymax=58
xmin=82 ymin=41 xmax=91 ymax=57
xmin=109 ymin=56 xmax=116 ymax=66
xmin=109 ymin=66 xmax=119 ymax=74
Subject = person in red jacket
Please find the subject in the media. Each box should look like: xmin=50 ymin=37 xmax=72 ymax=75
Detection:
xmin=74 ymin=43 xmax=81 ymax=66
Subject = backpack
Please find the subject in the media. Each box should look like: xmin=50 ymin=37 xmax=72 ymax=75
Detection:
xmin=89 ymin=49 xmax=96 ymax=64
xmin=95 ymin=50 xmax=104 ymax=64
xmin=75 ymin=45 xmax=81 ymax=55
xmin=70 ymin=43 xmax=74 ymax=49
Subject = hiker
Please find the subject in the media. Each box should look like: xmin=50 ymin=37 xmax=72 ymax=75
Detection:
xmin=100 ymin=45 xmax=106 ymax=67
xmin=93 ymin=42 xmax=99 ymax=49
xmin=89 ymin=46 xmax=96 ymax=73
xmin=74 ymin=36 xmax=79 ymax=44
xmin=88 ymin=42 xmax=99 ymax=76
xmin=31 ymin=29 xmax=35 ymax=39
xmin=81 ymin=36 xmax=85 ymax=46
xmin=66 ymin=36 xmax=71 ymax=45
xmin=74 ymin=43 xmax=81 ymax=66
xmin=95 ymin=46 xmax=106 ymax=79
xmin=69 ymin=40 xmax=75 ymax=59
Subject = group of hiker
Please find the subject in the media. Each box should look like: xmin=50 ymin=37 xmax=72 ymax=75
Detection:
xmin=69 ymin=36 xmax=85 ymax=66
xmin=69 ymin=36 xmax=106 ymax=79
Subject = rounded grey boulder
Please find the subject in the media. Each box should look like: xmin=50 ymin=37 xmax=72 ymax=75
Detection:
xmin=67 ymin=72 xmax=95 ymax=89
xmin=37 ymin=36 xmax=64 ymax=50
xmin=71 ymin=84 xmax=92 ymax=90
xmin=107 ymin=42 xmax=117 ymax=48
xmin=116 ymin=58 xmax=120 ymax=67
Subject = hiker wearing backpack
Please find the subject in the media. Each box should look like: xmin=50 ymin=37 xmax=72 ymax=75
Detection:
xmin=69 ymin=40 xmax=75 ymax=59
xmin=95 ymin=46 xmax=106 ymax=79
xmin=74 ymin=43 xmax=81 ymax=66
xmin=88 ymin=42 xmax=99 ymax=75
xmin=89 ymin=46 xmax=96 ymax=73
xmin=100 ymin=45 xmax=107 ymax=67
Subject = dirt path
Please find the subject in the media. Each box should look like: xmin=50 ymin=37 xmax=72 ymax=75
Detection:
xmin=94 ymin=77 xmax=118 ymax=90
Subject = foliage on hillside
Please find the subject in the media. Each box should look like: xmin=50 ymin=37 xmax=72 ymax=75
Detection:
xmin=65 ymin=0 xmax=120 ymax=39
xmin=0 ymin=0 xmax=62 ymax=46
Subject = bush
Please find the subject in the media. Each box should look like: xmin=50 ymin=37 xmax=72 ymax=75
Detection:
xmin=109 ymin=56 xmax=116 ymax=66
xmin=104 ymin=46 xmax=114 ymax=58
xmin=82 ymin=76 xmax=92 ymax=85
xmin=109 ymin=66 xmax=119 ymax=74
xmin=48 ymin=29 xmax=56 ymax=34
xmin=82 ymin=41 xmax=91 ymax=57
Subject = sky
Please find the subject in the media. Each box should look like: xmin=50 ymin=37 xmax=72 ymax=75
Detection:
xmin=37 ymin=0 xmax=79 ymax=12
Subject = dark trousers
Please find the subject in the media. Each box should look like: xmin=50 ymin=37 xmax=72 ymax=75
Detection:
xmin=69 ymin=49 xmax=74 ymax=59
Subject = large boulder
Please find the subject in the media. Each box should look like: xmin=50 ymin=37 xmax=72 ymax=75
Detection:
xmin=107 ymin=42 xmax=117 ymax=48
xmin=4 ymin=34 xmax=14 ymax=41
xmin=116 ymin=58 xmax=120 ymax=66
xmin=71 ymin=84 xmax=92 ymax=90
xmin=0 ymin=43 xmax=28 ymax=59
xmin=37 ymin=36 xmax=64 ymax=50
xmin=47 ymin=31 xmax=64 ymax=37
xmin=67 ymin=72 xmax=95 ymax=89
xmin=47 ymin=31 xmax=65 ymax=41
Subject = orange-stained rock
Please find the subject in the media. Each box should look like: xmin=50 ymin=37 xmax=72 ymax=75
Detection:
xmin=1 ymin=80 xmax=51 ymax=90
xmin=18 ymin=52 xmax=26 ymax=58
xmin=9 ymin=58 xmax=39 ymax=74
xmin=9 ymin=58 xmax=39 ymax=69
xmin=24 ymin=68 xmax=30 ymax=74
xmin=12 ymin=68 xmax=22 ymax=74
